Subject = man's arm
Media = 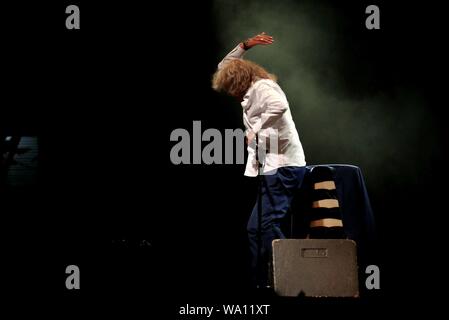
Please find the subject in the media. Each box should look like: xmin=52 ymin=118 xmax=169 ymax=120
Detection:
xmin=217 ymin=45 xmax=247 ymax=70
xmin=217 ymin=32 xmax=274 ymax=70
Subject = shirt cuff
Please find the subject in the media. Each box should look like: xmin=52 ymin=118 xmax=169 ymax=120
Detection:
xmin=231 ymin=44 xmax=247 ymax=57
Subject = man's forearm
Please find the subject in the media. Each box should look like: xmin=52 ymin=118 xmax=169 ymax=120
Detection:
xmin=217 ymin=45 xmax=247 ymax=70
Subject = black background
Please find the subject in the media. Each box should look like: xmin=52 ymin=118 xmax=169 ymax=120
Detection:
xmin=3 ymin=0 xmax=448 ymax=316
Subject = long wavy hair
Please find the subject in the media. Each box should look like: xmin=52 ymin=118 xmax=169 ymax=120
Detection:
xmin=212 ymin=59 xmax=277 ymax=99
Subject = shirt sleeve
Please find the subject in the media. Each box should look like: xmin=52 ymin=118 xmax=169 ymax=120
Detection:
xmin=251 ymin=83 xmax=288 ymax=134
xmin=217 ymin=44 xmax=247 ymax=70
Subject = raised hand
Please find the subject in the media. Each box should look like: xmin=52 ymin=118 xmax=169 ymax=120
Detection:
xmin=242 ymin=32 xmax=274 ymax=49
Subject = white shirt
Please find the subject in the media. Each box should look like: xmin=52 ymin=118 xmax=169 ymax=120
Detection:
xmin=218 ymin=45 xmax=306 ymax=176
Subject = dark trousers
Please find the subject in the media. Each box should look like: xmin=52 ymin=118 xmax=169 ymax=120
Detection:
xmin=247 ymin=166 xmax=307 ymax=287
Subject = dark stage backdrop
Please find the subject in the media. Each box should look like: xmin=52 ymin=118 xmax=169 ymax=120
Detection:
xmin=3 ymin=0 xmax=447 ymax=316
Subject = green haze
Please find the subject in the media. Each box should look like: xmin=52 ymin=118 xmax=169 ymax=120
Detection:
xmin=213 ymin=0 xmax=438 ymax=190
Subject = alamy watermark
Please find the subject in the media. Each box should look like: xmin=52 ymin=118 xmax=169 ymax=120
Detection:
xmin=365 ymin=5 xmax=380 ymax=30
xmin=365 ymin=264 xmax=380 ymax=290
xmin=65 ymin=5 xmax=80 ymax=30
xmin=65 ymin=264 xmax=80 ymax=290
xmin=64 ymin=5 xmax=378 ymax=31
xmin=169 ymin=121 xmax=278 ymax=169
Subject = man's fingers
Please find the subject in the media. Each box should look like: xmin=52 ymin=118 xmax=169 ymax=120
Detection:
xmin=257 ymin=37 xmax=273 ymax=43
xmin=255 ymin=35 xmax=273 ymax=40
xmin=255 ymin=32 xmax=273 ymax=39
xmin=249 ymin=33 xmax=274 ymax=46
xmin=257 ymin=37 xmax=274 ymax=44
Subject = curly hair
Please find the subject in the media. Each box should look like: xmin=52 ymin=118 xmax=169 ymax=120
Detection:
xmin=212 ymin=59 xmax=277 ymax=99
